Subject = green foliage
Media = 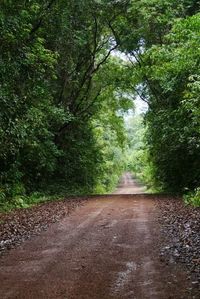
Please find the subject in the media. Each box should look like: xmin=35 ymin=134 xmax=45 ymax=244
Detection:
xmin=0 ymin=0 xmax=131 ymax=209
xmin=0 ymin=192 xmax=57 ymax=213
xmin=0 ymin=0 xmax=65 ymax=198
xmin=143 ymin=13 xmax=200 ymax=192
xmin=118 ymin=2 xmax=200 ymax=196
xmin=125 ymin=115 xmax=158 ymax=192
xmin=184 ymin=188 xmax=200 ymax=207
xmin=1 ymin=0 xmax=199 ymax=210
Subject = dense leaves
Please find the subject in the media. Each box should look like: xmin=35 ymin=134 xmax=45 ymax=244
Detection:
xmin=0 ymin=0 xmax=199 ymax=206
xmin=143 ymin=13 xmax=200 ymax=193
xmin=119 ymin=1 xmax=200 ymax=197
xmin=0 ymin=0 xmax=132 ymax=205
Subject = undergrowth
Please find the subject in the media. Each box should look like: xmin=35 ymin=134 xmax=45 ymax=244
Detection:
xmin=183 ymin=188 xmax=200 ymax=207
xmin=0 ymin=180 xmax=117 ymax=213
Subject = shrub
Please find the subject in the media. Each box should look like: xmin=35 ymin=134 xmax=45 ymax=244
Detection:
xmin=183 ymin=188 xmax=200 ymax=207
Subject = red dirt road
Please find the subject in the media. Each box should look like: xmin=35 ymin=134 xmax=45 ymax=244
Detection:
xmin=0 ymin=175 xmax=195 ymax=298
xmin=114 ymin=173 xmax=146 ymax=194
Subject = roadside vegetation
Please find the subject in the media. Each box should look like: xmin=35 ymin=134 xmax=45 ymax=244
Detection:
xmin=0 ymin=0 xmax=199 ymax=210
xmin=125 ymin=114 xmax=157 ymax=193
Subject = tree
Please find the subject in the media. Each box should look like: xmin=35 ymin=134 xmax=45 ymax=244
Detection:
xmin=113 ymin=0 xmax=200 ymax=193
xmin=0 ymin=0 xmax=132 ymax=202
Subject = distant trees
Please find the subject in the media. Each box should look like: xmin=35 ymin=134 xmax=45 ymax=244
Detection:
xmin=125 ymin=115 xmax=154 ymax=190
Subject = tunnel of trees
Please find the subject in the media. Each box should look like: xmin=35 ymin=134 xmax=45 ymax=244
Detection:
xmin=0 ymin=0 xmax=200 ymax=208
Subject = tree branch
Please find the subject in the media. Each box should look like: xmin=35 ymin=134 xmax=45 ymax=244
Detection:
xmin=131 ymin=85 xmax=150 ymax=106
xmin=30 ymin=0 xmax=56 ymax=36
xmin=128 ymin=51 xmax=165 ymax=103
xmin=92 ymin=43 xmax=118 ymax=75
xmin=77 ymin=88 xmax=102 ymax=118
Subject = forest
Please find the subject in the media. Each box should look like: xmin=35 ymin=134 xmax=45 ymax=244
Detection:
xmin=0 ymin=0 xmax=200 ymax=209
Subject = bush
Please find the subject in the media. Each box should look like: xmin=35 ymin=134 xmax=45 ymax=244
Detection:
xmin=183 ymin=188 xmax=200 ymax=207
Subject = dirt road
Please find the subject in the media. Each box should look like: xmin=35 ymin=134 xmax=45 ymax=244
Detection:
xmin=113 ymin=173 xmax=146 ymax=194
xmin=0 ymin=175 xmax=195 ymax=298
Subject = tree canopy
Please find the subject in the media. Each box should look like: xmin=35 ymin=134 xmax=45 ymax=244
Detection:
xmin=0 ymin=0 xmax=200 ymax=207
